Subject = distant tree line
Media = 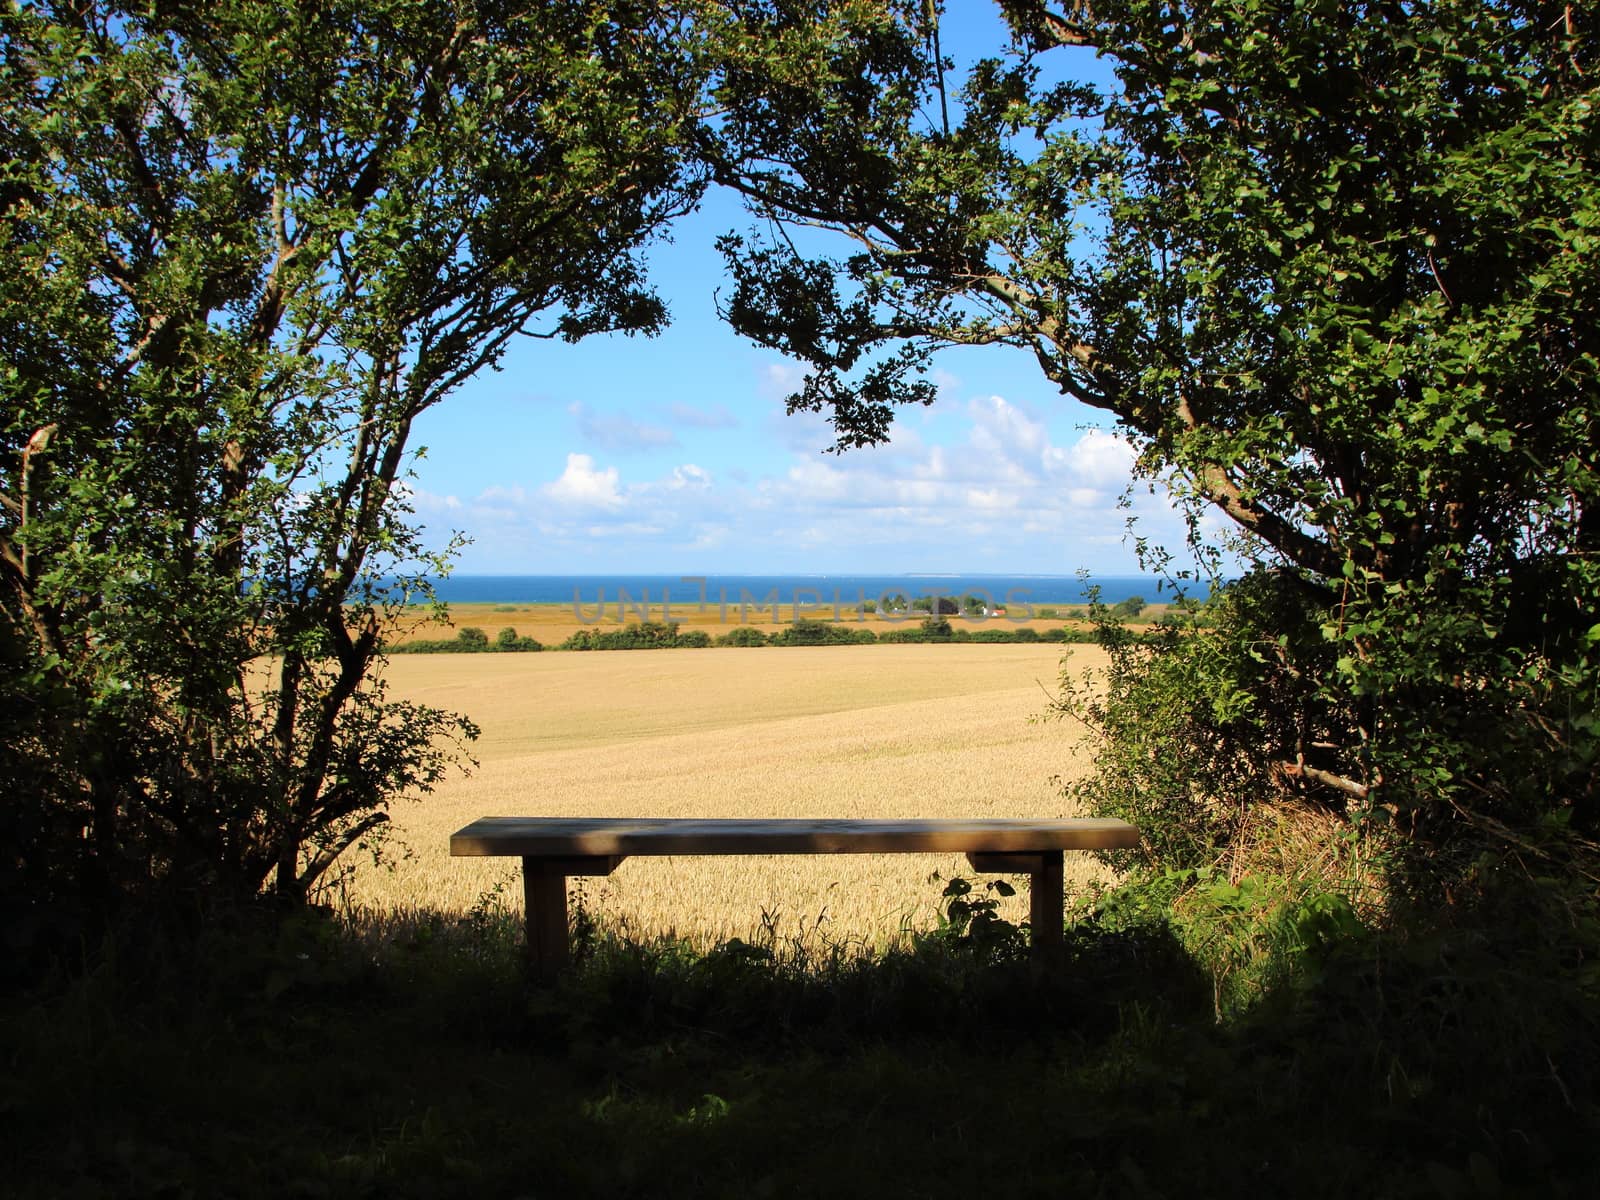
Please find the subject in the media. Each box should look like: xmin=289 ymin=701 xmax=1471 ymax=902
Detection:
xmin=386 ymin=617 xmax=1113 ymax=653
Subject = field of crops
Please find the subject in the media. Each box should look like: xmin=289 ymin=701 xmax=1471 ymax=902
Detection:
xmin=343 ymin=642 xmax=1114 ymax=948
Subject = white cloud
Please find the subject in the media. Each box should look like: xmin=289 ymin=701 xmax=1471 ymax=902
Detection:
xmin=967 ymin=488 xmax=1019 ymax=510
xmin=667 ymin=402 xmax=739 ymax=430
xmin=1058 ymin=429 xmax=1138 ymax=488
xmin=571 ymin=403 xmax=678 ymax=452
xmin=584 ymin=521 xmax=665 ymax=538
xmin=418 ymin=388 xmax=1206 ymax=575
xmin=402 ymin=484 xmax=464 ymax=513
xmin=969 ymin=394 xmax=1049 ymax=464
xmin=664 ymin=464 xmax=713 ymax=490
xmin=758 ymin=360 xmax=809 ymax=401
xmin=930 ymin=367 xmax=962 ymax=402
xmin=542 ymin=453 xmax=624 ymax=509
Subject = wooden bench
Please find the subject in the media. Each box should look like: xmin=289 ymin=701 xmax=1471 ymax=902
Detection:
xmin=449 ymin=817 xmax=1140 ymax=980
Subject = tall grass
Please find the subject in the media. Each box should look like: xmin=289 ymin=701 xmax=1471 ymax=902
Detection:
xmin=9 ymin=875 xmax=1594 ymax=1198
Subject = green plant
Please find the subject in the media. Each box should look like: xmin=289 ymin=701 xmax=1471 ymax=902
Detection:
xmin=704 ymin=0 xmax=1600 ymax=902
xmin=770 ymin=618 xmax=864 ymax=646
xmin=0 ymin=0 xmax=703 ymax=917
xmin=561 ymin=622 xmax=689 ymax=651
xmin=931 ymin=875 xmax=1023 ymax=956
xmin=1110 ymin=596 xmax=1145 ymax=620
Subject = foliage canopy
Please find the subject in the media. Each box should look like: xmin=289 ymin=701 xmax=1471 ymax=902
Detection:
xmin=704 ymin=1 xmax=1600 ymax=885
xmin=0 ymin=0 xmax=702 ymax=916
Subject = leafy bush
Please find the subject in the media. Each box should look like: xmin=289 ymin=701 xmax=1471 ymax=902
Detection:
xmin=717 ymin=626 xmax=768 ymax=647
xmin=1053 ymin=575 xmax=1337 ymax=874
xmin=0 ymin=0 xmax=708 ymax=918
xmin=770 ymin=619 xmax=861 ymax=646
xmin=876 ymin=628 xmax=923 ymax=644
xmin=389 ymin=627 xmax=540 ymax=653
xmin=561 ymin=622 xmax=689 ymax=651
xmin=966 ymin=628 xmax=1018 ymax=643
xmin=386 ymin=638 xmax=459 ymax=654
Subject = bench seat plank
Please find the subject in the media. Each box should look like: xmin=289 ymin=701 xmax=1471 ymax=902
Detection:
xmin=450 ymin=816 xmax=1139 ymax=858
xmin=452 ymin=816 xmax=1139 ymax=982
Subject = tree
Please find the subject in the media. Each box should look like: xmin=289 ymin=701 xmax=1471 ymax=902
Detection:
xmin=701 ymin=2 xmax=1599 ymax=879
xmin=1 ymin=0 xmax=703 ymax=915
xmin=1110 ymin=595 xmax=1144 ymax=620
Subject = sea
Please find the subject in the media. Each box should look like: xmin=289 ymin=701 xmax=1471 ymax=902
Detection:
xmin=417 ymin=574 xmax=1207 ymax=610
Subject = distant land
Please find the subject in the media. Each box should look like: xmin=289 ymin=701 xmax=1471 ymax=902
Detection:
xmin=407 ymin=574 xmax=1214 ymax=607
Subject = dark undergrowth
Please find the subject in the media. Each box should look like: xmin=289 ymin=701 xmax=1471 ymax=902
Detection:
xmin=4 ymin=879 xmax=1597 ymax=1200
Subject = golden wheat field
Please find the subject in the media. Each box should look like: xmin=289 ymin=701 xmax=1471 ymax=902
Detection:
xmin=342 ymin=642 xmax=1114 ymax=949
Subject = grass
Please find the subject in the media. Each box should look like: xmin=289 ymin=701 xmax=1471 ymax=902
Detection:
xmin=8 ymin=890 xmax=1596 ymax=1199
xmin=13 ymin=644 xmax=1595 ymax=1197
xmin=340 ymin=644 xmax=1115 ymax=948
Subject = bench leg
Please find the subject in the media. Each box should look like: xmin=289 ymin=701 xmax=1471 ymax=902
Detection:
xmin=965 ymin=849 xmax=1067 ymax=958
xmin=522 ymin=858 xmax=568 ymax=984
xmin=1029 ymin=851 xmax=1065 ymax=956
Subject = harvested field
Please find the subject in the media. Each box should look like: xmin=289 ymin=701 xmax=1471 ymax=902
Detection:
xmin=342 ymin=643 xmax=1113 ymax=949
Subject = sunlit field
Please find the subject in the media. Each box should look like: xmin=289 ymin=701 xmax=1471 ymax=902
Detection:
xmin=339 ymin=643 xmax=1114 ymax=948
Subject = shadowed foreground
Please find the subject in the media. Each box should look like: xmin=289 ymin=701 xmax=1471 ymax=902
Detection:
xmin=6 ymin=898 xmax=1595 ymax=1199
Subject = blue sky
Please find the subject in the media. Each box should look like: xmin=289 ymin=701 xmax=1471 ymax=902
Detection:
xmin=405 ymin=8 xmax=1211 ymax=576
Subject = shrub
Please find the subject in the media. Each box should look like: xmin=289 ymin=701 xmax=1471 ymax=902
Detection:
xmin=717 ymin=626 xmax=768 ymax=647
xmin=876 ymin=628 xmax=923 ymax=644
xmin=771 ymin=618 xmax=860 ymax=646
xmin=561 ymin=622 xmax=685 ymax=651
